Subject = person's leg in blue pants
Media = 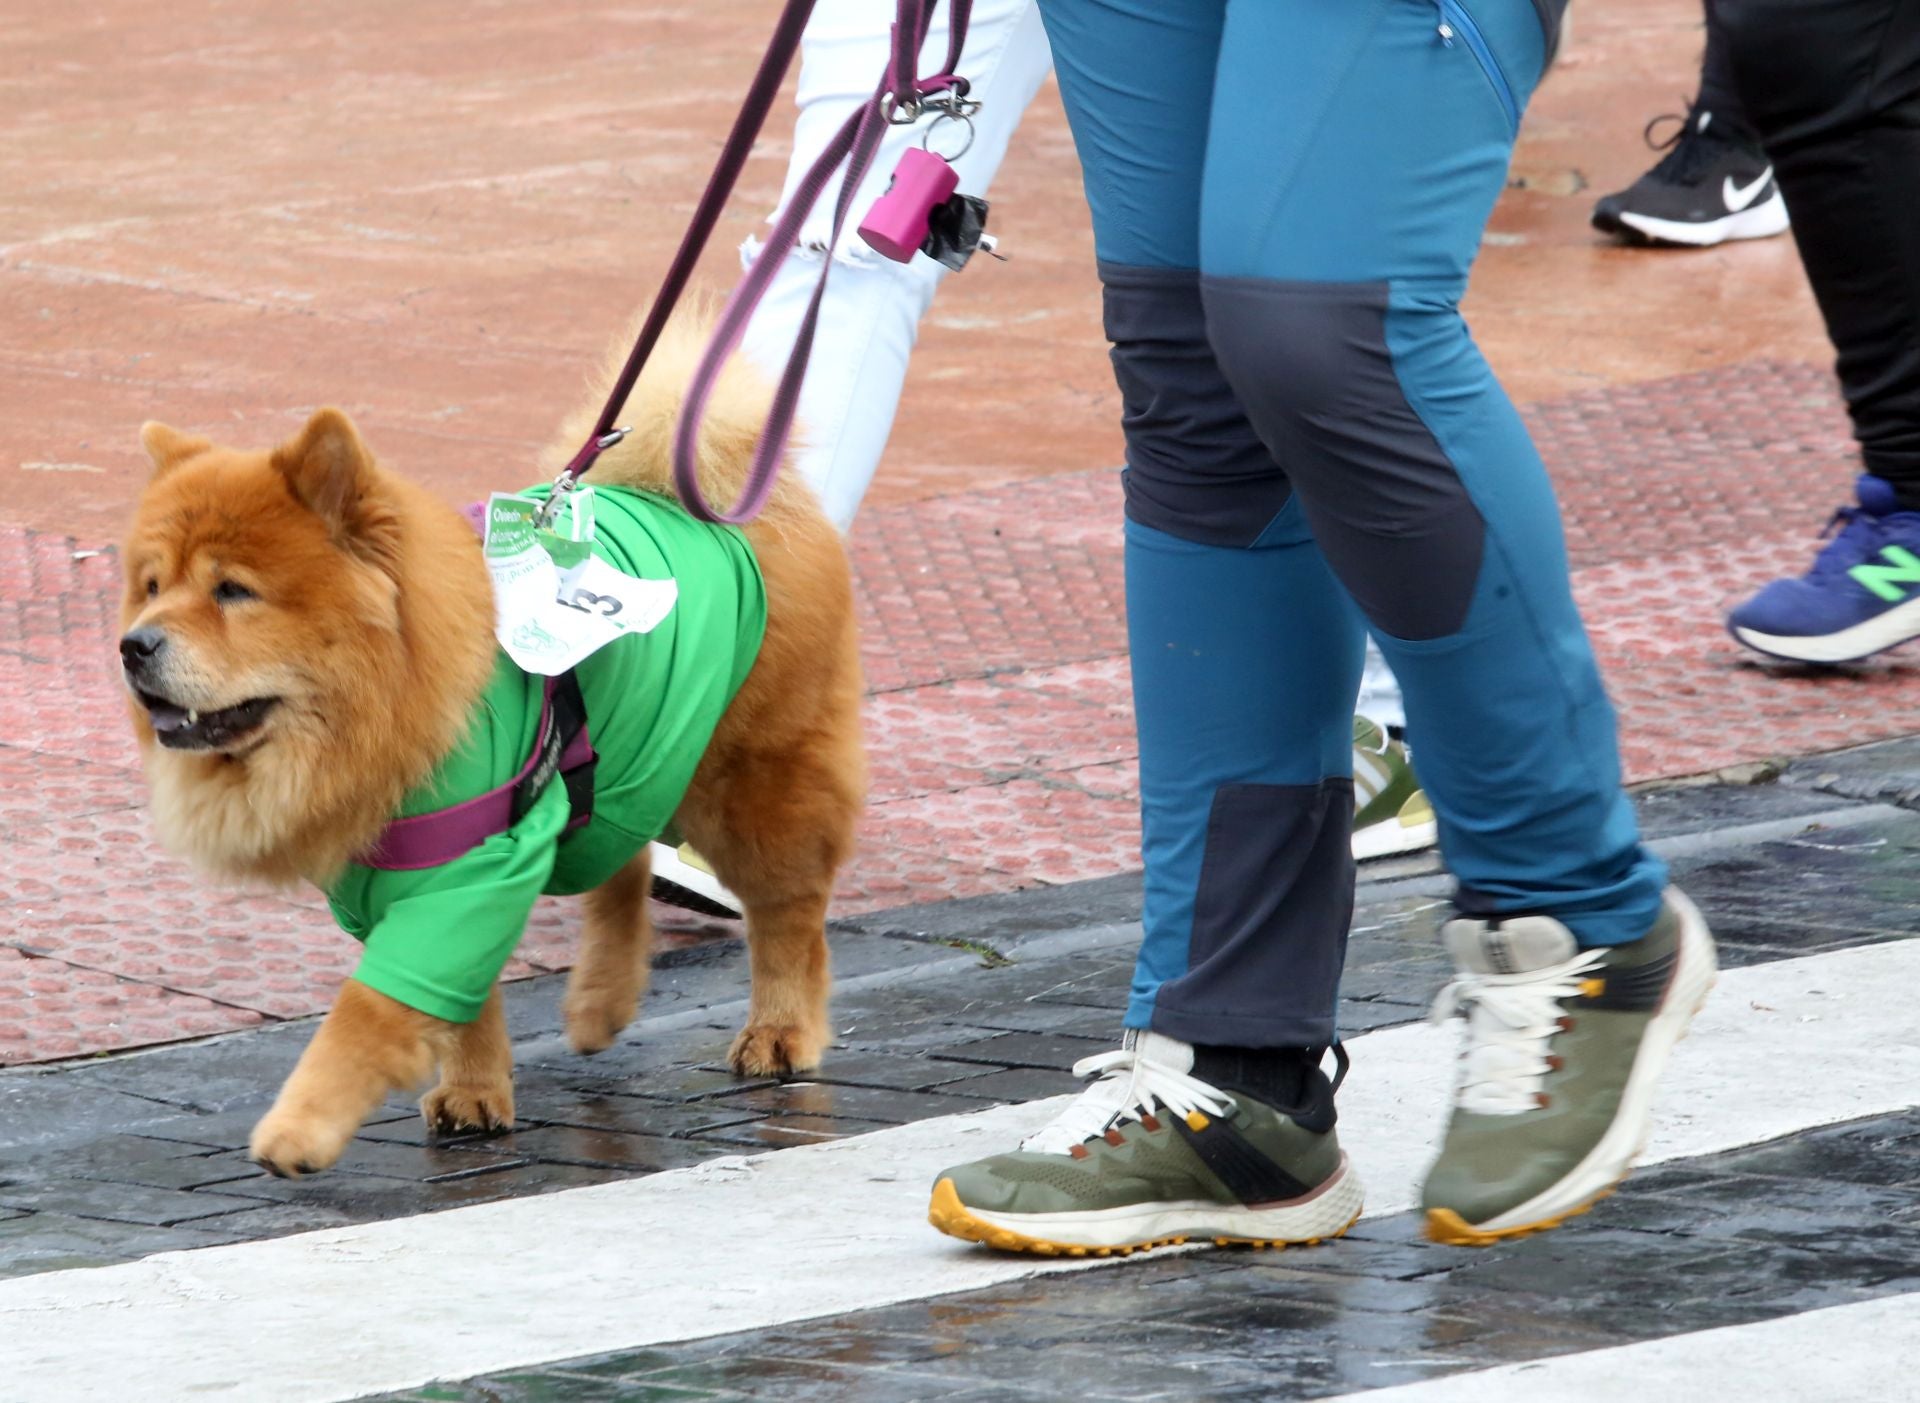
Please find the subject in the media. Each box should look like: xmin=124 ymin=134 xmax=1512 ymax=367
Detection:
xmin=930 ymin=0 xmax=1718 ymax=1256
xmin=1026 ymin=0 xmax=1374 ymax=1051
xmin=1195 ymin=0 xmax=1666 ymax=947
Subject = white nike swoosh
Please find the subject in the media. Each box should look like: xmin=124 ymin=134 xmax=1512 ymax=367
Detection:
xmin=1724 ymin=166 xmax=1774 ymax=212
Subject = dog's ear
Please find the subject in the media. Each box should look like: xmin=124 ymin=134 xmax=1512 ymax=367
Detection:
xmin=271 ymin=409 xmax=401 ymax=568
xmin=139 ymin=422 xmax=212 ymax=477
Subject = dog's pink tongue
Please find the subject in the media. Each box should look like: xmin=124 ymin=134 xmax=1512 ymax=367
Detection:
xmin=147 ymin=701 xmax=191 ymax=733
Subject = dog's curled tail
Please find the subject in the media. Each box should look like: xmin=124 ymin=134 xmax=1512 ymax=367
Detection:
xmin=545 ymin=301 xmax=813 ymax=527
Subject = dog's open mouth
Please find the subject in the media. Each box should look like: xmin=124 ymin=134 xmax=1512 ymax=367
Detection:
xmin=138 ymin=692 xmax=279 ymax=751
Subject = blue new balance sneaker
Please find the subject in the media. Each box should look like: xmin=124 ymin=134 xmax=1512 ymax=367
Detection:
xmin=1728 ymin=476 xmax=1920 ymax=663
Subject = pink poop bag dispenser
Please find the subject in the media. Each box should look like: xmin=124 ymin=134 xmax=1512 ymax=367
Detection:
xmin=858 ymin=148 xmax=961 ymax=262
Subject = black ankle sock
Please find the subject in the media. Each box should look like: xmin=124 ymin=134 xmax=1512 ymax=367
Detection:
xmin=1190 ymin=1043 xmax=1336 ymax=1132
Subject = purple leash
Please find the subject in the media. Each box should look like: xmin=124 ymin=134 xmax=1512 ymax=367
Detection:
xmin=366 ymin=3 xmax=974 ymax=869
xmin=549 ymin=0 xmax=973 ymax=526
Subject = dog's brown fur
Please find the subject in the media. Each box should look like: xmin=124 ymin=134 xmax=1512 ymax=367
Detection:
xmin=121 ymin=316 xmax=865 ymax=1177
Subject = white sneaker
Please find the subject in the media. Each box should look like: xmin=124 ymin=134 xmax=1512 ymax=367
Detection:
xmin=648 ymin=842 xmax=742 ymax=918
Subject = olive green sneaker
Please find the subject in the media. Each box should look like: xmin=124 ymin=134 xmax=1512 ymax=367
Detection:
xmin=928 ymin=1032 xmax=1365 ymax=1257
xmin=1421 ymin=888 xmax=1717 ymax=1245
xmin=1352 ymin=716 xmax=1436 ymax=861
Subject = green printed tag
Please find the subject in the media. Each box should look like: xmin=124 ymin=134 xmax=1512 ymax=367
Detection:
xmin=484 ymin=494 xmax=540 ymax=558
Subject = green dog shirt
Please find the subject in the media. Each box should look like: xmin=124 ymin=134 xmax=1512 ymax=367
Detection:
xmin=324 ymin=485 xmax=766 ymax=1022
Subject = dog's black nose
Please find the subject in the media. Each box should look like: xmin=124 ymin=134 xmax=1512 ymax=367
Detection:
xmin=119 ymin=626 xmax=166 ymax=670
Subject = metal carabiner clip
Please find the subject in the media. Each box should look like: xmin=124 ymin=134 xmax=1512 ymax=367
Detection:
xmin=535 ymin=426 xmax=629 ymax=529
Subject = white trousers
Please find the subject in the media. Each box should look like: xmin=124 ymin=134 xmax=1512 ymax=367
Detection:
xmin=738 ymin=0 xmax=1053 ymax=529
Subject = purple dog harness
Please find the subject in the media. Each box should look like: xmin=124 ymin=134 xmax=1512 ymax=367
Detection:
xmin=360 ymin=672 xmax=596 ymax=873
xmin=361 ymin=504 xmax=596 ymax=873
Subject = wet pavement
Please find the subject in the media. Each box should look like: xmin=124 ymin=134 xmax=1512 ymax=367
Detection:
xmin=5 ymin=747 xmax=1918 ymax=1266
xmin=361 ymin=1115 xmax=1920 ymax=1402
xmin=4 ymin=748 xmax=1906 ymax=1397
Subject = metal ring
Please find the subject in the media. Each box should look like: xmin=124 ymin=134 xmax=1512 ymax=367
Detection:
xmin=879 ymin=90 xmax=923 ymax=125
xmin=920 ymin=111 xmax=976 ymax=162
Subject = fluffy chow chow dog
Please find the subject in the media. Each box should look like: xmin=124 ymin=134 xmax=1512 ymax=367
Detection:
xmin=118 ymin=320 xmax=866 ymax=1177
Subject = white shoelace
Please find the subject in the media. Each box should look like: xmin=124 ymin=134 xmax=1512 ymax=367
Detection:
xmin=1020 ymin=1046 xmax=1235 ymax=1156
xmin=1431 ymin=948 xmax=1607 ymax=1115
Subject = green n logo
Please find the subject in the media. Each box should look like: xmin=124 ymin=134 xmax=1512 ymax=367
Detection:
xmin=1850 ymin=544 xmax=1920 ymax=602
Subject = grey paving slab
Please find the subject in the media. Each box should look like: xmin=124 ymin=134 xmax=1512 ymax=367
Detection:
xmin=0 ymin=1074 xmax=229 ymax=1158
xmin=450 ymin=1125 xmax=728 ymax=1173
xmin=942 ymin=1000 xmax=1125 ymax=1037
xmin=782 ymin=1051 xmax=1017 ymax=1091
xmin=694 ymin=1114 xmax=897 ymax=1150
xmin=1665 ymin=815 xmax=1920 ymax=964
xmin=101 ymin=1103 xmax=282 ymax=1153
xmin=70 ymin=1150 xmax=276 ymax=1193
xmin=562 ymin=1064 xmax=783 ymax=1104
xmin=0 ymin=1175 xmax=268 ymax=1227
xmin=56 ymin=1023 xmax=310 ymax=1113
xmin=1783 ymin=734 xmax=1920 ymax=810
xmin=0 ymin=1212 xmax=254 ymax=1280
xmin=926 ymin=1067 xmax=1079 ymax=1103
xmin=832 ymin=872 xmax=1146 ymax=948
xmin=703 ymin=1082 xmax=998 ymax=1123
xmin=502 ymin=1092 xmax=765 ymax=1140
xmin=201 ymin=1157 xmax=630 ymax=1217
xmin=927 ymin=1031 xmax=1114 ymax=1071
xmin=1633 ymin=774 xmax=1859 ymax=837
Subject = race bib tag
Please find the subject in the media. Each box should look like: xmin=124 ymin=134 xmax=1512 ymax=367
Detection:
xmin=482 ymin=490 xmax=678 ymax=675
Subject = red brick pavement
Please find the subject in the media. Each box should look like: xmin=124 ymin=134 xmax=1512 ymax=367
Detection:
xmin=3 ymin=356 xmax=1913 ymax=1065
xmin=0 ymin=0 xmax=1896 ymax=1065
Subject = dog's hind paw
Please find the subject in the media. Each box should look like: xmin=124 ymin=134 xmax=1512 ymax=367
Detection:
xmin=421 ymin=1084 xmax=515 ymax=1137
xmin=563 ymin=994 xmax=634 ymax=1057
xmin=728 ymin=1022 xmax=826 ymax=1077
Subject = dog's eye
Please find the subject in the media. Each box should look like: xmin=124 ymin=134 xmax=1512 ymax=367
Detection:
xmin=145 ymin=579 xmax=158 ymax=598
xmin=213 ymin=580 xmax=257 ymax=606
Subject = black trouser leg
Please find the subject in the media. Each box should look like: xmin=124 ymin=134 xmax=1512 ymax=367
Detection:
xmin=1722 ymin=0 xmax=1920 ymax=506
xmin=1697 ymin=0 xmax=1760 ymax=146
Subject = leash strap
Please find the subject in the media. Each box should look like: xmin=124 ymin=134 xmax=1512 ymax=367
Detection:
xmin=358 ymin=4 xmax=973 ymax=872
xmin=553 ymin=0 xmax=972 ymax=524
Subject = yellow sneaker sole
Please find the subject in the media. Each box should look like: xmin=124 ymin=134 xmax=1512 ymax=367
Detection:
xmin=928 ymin=1177 xmax=1360 ymax=1258
xmin=1423 ymin=1183 xmax=1619 ymax=1246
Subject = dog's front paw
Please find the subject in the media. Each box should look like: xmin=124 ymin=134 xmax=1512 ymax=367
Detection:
xmin=421 ymin=1083 xmax=515 ymax=1137
xmin=249 ymin=1107 xmax=356 ymax=1179
xmin=728 ymin=1021 xmax=826 ymax=1077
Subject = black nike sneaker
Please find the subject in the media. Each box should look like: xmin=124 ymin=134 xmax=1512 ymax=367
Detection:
xmin=1592 ymin=106 xmax=1788 ymax=248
